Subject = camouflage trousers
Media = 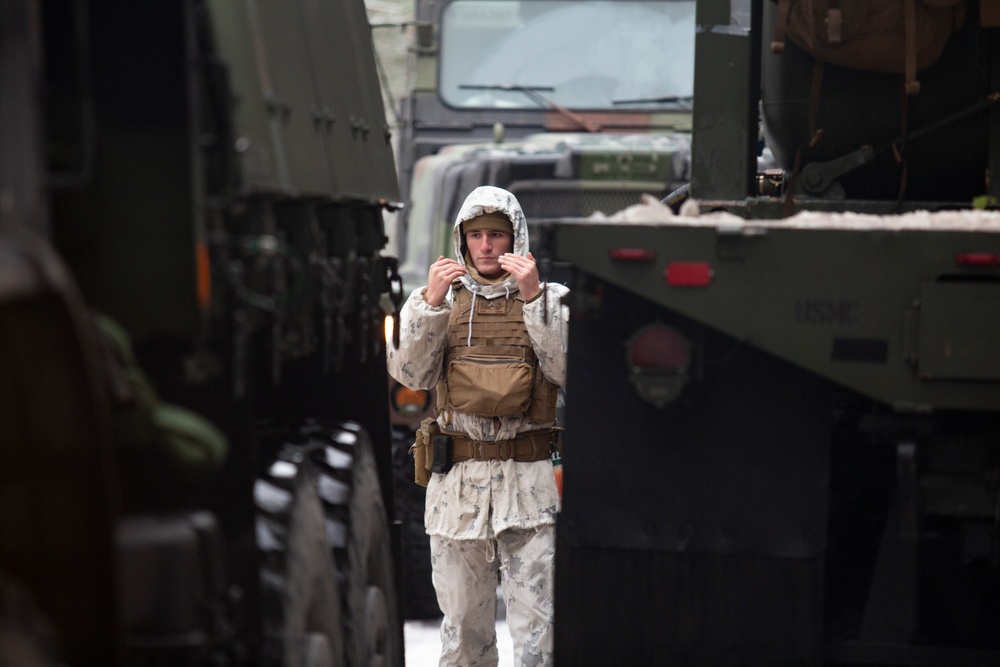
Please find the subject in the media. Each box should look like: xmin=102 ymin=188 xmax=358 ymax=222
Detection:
xmin=430 ymin=524 xmax=555 ymax=667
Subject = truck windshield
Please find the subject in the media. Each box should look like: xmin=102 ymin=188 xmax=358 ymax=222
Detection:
xmin=439 ymin=0 xmax=696 ymax=111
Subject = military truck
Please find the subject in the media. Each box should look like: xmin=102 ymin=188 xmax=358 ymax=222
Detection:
xmin=543 ymin=0 xmax=1000 ymax=665
xmin=0 ymin=1 xmax=404 ymax=665
xmin=392 ymin=0 xmax=701 ymax=293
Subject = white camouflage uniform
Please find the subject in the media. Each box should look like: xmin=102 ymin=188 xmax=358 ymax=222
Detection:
xmin=387 ymin=186 xmax=569 ymax=667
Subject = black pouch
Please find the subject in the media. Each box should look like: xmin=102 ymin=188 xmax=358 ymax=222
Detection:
xmin=430 ymin=434 xmax=453 ymax=474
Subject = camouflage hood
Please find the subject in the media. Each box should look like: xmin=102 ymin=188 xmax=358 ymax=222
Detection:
xmin=452 ymin=186 xmax=528 ymax=300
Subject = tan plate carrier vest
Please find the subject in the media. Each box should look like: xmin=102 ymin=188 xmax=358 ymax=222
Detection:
xmin=436 ymin=283 xmax=558 ymax=423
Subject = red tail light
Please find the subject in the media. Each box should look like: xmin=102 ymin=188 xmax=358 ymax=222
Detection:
xmin=610 ymin=248 xmax=656 ymax=262
xmin=955 ymin=252 xmax=1000 ymax=266
xmin=665 ymin=261 xmax=714 ymax=287
xmin=625 ymin=323 xmax=691 ymax=408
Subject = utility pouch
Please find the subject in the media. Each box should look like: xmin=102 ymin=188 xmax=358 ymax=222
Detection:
xmin=445 ymin=354 xmax=534 ymax=416
xmin=431 ymin=434 xmax=453 ymax=474
xmin=409 ymin=418 xmax=437 ymax=486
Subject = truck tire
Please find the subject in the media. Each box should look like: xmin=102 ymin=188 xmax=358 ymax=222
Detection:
xmin=256 ymin=421 xmax=402 ymax=667
xmin=256 ymin=452 xmax=346 ymax=667
xmin=322 ymin=422 xmax=401 ymax=667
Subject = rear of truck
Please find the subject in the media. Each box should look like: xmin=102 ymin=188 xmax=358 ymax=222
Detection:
xmin=546 ymin=0 xmax=1000 ymax=665
xmin=550 ymin=210 xmax=1000 ymax=665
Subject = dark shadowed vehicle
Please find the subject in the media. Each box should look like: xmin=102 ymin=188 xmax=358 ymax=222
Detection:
xmin=542 ymin=0 xmax=1000 ymax=665
xmin=0 ymin=0 xmax=405 ymax=665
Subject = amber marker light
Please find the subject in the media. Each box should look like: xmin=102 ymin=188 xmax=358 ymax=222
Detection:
xmin=384 ymin=313 xmax=394 ymax=346
xmin=391 ymin=384 xmax=430 ymax=418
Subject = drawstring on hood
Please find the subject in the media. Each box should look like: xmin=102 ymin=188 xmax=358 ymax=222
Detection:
xmin=452 ymin=186 xmax=530 ymax=345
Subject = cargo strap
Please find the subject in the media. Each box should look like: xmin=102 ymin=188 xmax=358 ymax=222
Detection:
xmin=447 ymin=429 xmax=558 ymax=463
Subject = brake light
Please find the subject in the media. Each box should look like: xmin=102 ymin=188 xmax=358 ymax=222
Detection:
xmin=629 ymin=325 xmax=689 ymax=370
xmin=625 ymin=323 xmax=691 ymax=408
xmin=955 ymin=252 xmax=1000 ymax=266
xmin=665 ymin=261 xmax=714 ymax=287
xmin=611 ymin=248 xmax=656 ymax=262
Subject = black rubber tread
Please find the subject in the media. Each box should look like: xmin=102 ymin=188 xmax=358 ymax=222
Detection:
xmin=256 ymin=420 xmax=403 ymax=667
xmin=390 ymin=425 xmax=441 ymax=620
xmin=308 ymin=422 xmax=403 ymax=667
xmin=255 ymin=452 xmax=344 ymax=667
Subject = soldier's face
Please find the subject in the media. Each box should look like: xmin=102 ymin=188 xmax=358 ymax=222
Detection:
xmin=465 ymin=228 xmax=513 ymax=278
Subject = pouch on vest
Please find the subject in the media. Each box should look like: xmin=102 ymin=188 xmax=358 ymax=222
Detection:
xmin=409 ymin=418 xmax=437 ymax=486
xmin=445 ymin=354 xmax=535 ymax=416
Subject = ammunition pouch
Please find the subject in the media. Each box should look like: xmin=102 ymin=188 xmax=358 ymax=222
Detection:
xmin=409 ymin=418 xmax=437 ymax=487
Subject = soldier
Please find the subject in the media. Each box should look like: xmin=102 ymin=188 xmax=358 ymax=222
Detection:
xmin=388 ymin=185 xmax=568 ymax=667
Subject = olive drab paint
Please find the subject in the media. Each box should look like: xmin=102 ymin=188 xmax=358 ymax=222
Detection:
xmin=205 ymin=0 xmax=397 ymax=201
xmin=0 ymin=0 xmax=405 ymax=664
xmin=545 ymin=0 xmax=1000 ymax=665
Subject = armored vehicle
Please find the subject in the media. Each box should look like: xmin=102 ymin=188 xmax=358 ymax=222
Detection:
xmin=543 ymin=0 xmax=1000 ymax=665
xmin=0 ymin=1 xmax=404 ymax=665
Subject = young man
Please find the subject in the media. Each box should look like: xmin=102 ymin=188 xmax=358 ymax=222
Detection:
xmin=388 ymin=186 xmax=568 ymax=667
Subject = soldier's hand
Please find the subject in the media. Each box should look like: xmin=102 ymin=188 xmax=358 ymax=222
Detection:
xmin=424 ymin=256 xmax=466 ymax=307
xmin=499 ymin=252 xmax=541 ymax=302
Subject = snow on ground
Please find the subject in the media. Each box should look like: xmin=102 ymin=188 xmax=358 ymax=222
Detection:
xmin=405 ymin=619 xmax=514 ymax=667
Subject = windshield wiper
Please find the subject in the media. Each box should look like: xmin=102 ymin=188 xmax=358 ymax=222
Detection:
xmin=459 ymin=83 xmax=602 ymax=132
xmin=613 ymin=94 xmax=693 ymax=108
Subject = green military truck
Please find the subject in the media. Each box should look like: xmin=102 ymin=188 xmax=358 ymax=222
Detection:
xmin=0 ymin=1 xmax=404 ymax=665
xmin=392 ymin=0 xmax=700 ymax=294
xmin=544 ymin=0 xmax=1000 ymax=665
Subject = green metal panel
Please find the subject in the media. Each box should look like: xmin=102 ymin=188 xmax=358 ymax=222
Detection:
xmin=553 ymin=219 xmax=1000 ymax=411
xmin=918 ymin=282 xmax=1000 ymax=381
xmin=301 ymin=0 xmax=399 ymax=201
xmin=205 ymin=0 xmax=285 ymax=192
xmin=207 ymin=0 xmax=398 ymax=202
xmin=52 ymin=2 xmax=200 ymax=341
xmin=245 ymin=0 xmax=330 ymax=196
xmin=690 ymin=0 xmax=758 ymax=201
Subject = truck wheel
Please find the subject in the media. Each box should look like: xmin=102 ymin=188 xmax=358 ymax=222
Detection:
xmin=257 ymin=421 xmax=402 ymax=667
xmin=256 ymin=454 xmax=345 ymax=667
xmin=312 ymin=422 xmax=402 ymax=667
